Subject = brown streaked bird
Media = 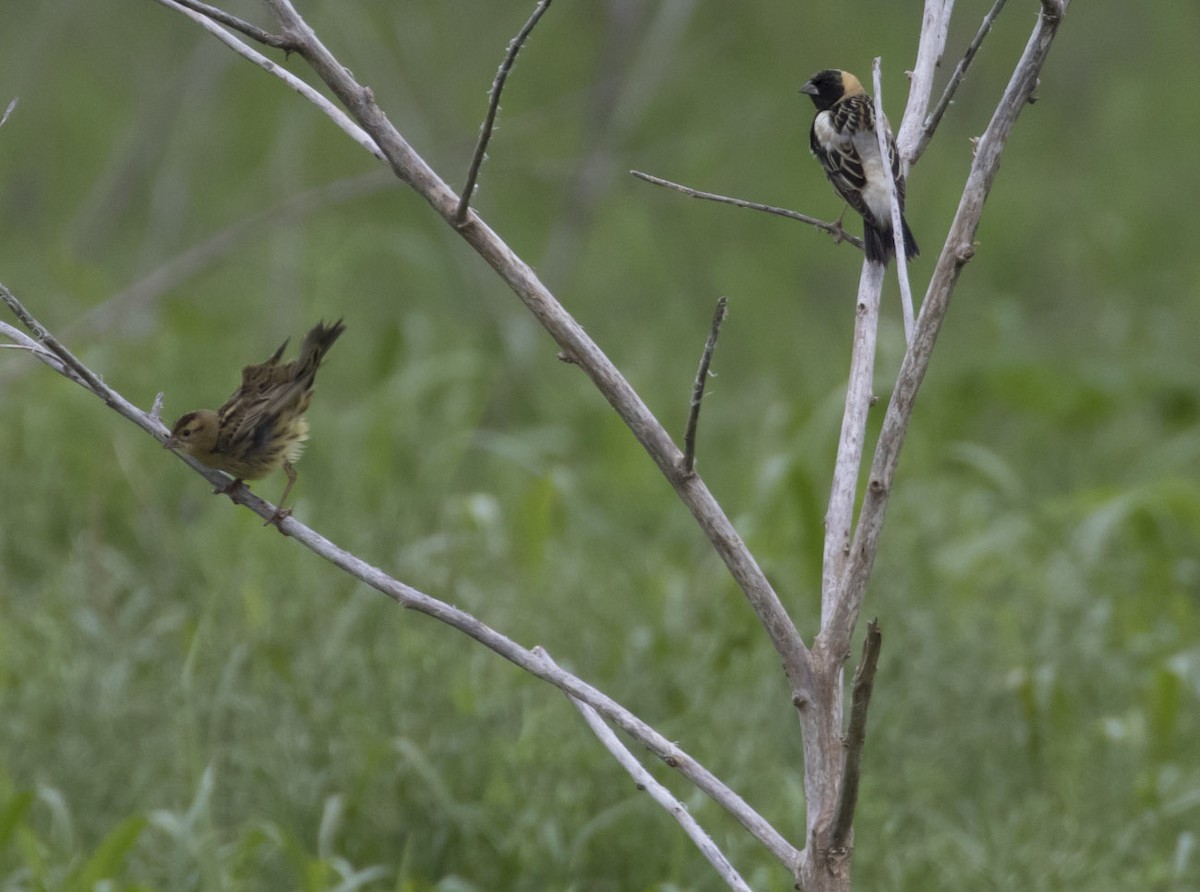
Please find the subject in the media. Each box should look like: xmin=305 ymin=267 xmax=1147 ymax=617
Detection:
xmin=800 ymin=68 xmax=918 ymax=266
xmin=165 ymin=319 xmax=345 ymax=522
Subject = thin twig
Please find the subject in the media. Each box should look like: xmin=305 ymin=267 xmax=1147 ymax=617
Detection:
xmin=631 ymin=171 xmax=865 ymax=251
xmin=541 ymin=648 xmax=756 ymax=892
xmin=830 ymin=619 xmax=882 ymax=852
xmin=0 ymin=97 xmax=16 ymax=130
xmin=871 ymin=59 xmax=915 ymax=344
xmin=165 ymin=0 xmax=293 ymax=49
xmin=455 ymin=0 xmax=554 ymax=225
xmin=0 ymin=323 xmax=64 ymax=372
xmin=682 ymin=297 xmax=728 ymax=475
xmin=918 ymin=0 xmax=1010 ymax=158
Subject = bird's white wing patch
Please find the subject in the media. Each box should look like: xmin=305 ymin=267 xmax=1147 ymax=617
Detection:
xmin=813 ymin=111 xmax=849 ymax=150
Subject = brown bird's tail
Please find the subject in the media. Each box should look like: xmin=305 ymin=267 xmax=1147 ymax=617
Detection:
xmin=296 ymin=319 xmax=345 ymax=382
xmin=864 ymin=216 xmax=919 ymax=266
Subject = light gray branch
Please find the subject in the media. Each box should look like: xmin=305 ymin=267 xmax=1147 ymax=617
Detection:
xmin=800 ymin=5 xmax=1070 ymax=889
xmin=0 ymin=97 xmax=16 ymax=130
xmin=801 ymin=258 xmax=884 ymax=892
xmin=819 ymin=261 xmax=883 ymax=624
xmin=542 ymin=648 xmax=757 ymax=892
xmin=871 ymin=60 xmax=915 ymax=343
xmin=0 ymin=282 xmax=802 ymax=873
xmin=915 ymin=0 xmax=1010 ymax=161
xmin=897 ymin=0 xmax=955 ymax=166
xmin=151 ymin=0 xmax=386 ymax=163
xmin=166 ymin=0 xmax=291 ymax=49
xmin=821 ymin=0 xmax=1072 ymax=664
xmin=122 ymin=3 xmax=1071 ymax=887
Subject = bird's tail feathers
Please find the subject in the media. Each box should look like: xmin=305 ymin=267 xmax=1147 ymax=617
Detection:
xmin=297 ymin=319 xmax=346 ymax=376
xmin=900 ymin=216 xmax=919 ymax=262
xmin=863 ymin=217 xmax=919 ymax=267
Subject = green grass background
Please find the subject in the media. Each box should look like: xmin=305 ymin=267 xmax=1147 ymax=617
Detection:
xmin=2 ymin=0 xmax=1199 ymax=889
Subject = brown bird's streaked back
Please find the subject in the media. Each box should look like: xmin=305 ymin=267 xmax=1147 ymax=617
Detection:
xmin=165 ymin=319 xmax=344 ymax=518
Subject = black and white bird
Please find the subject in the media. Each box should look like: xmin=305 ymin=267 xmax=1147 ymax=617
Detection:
xmin=800 ymin=68 xmax=918 ymax=266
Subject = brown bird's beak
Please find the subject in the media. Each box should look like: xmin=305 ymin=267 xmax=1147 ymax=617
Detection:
xmin=164 ymin=435 xmax=180 ymax=450
xmin=799 ymin=80 xmax=818 ymax=96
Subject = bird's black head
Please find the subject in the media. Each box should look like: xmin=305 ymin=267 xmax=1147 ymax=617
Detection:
xmin=800 ymin=69 xmax=862 ymax=111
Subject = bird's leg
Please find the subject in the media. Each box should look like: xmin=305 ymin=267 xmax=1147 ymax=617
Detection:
xmin=829 ymin=207 xmax=848 ymax=244
xmin=265 ymin=462 xmax=298 ymax=528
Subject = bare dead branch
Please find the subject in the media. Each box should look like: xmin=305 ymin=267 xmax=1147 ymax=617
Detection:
xmin=682 ymin=297 xmax=728 ymax=475
xmin=0 ymin=323 xmax=64 ymax=372
xmin=455 ymin=0 xmax=554 ymax=225
xmin=0 ymin=285 xmax=801 ymax=872
xmin=165 ymin=0 xmax=292 ymax=49
xmin=799 ymin=8 xmax=1070 ymax=888
xmin=830 ymin=619 xmax=882 ymax=852
xmin=897 ymin=0 xmax=956 ymax=168
xmin=235 ymin=0 xmax=812 ymax=695
xmin=542 ymin=648 xmax=757 ymax=892
xmin=822 ymin=0 xmax=1072 ymax=663
xmin=0 ymin=283 xmax=243 ymax=499
xmin=133 ymin=4 xmax=1072 ymax=888
xmin=2 ymin=283 xmax=113 ymax=401
xmin=796 ymin=256 xmax=886 ymax=891
xmin=870 ymin=60 xmax=915 ymax=343
xmin=631 ymin=170 xmax=866 ymax=251
xmin=917 ymin=0 xmax=1011 ymax=160
xmin=151 ymin=0 xmax=387 ymax=163
xmin=819 ymin=261 xmax=883 ymax=622
xmin=0 ymin=97 xmax=16 ymax=130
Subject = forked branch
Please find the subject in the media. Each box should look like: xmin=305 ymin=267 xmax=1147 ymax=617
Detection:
xmin=0 ymin=281 xmax=801 ymax=872
xmin=166 ymin=0 xmax=292 ymax=49
xmin=821 ymin=0 xmax=1072 ymax=662
xmin=913 ymin=0 xmax=1011 ymax=161
xmin=238 ymin=0 xmax=813 ymax=692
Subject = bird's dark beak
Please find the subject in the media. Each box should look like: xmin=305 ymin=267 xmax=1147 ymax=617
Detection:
xmin=799 ymin=80 xmax=818 ymax=96
xmin=164 ymin=436 xmax=179 ymax=450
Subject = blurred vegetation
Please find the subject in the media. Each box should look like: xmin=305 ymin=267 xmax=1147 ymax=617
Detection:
xmin=2 ymin=0 xmax=1199 ymax=889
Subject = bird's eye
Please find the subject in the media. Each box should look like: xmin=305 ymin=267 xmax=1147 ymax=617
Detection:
xmin=180 ymin=429 xmax=191 ymax=438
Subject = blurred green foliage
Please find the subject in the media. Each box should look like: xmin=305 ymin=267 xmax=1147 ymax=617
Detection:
xmin=2 ymin=0 xmax=1199 ymax=889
